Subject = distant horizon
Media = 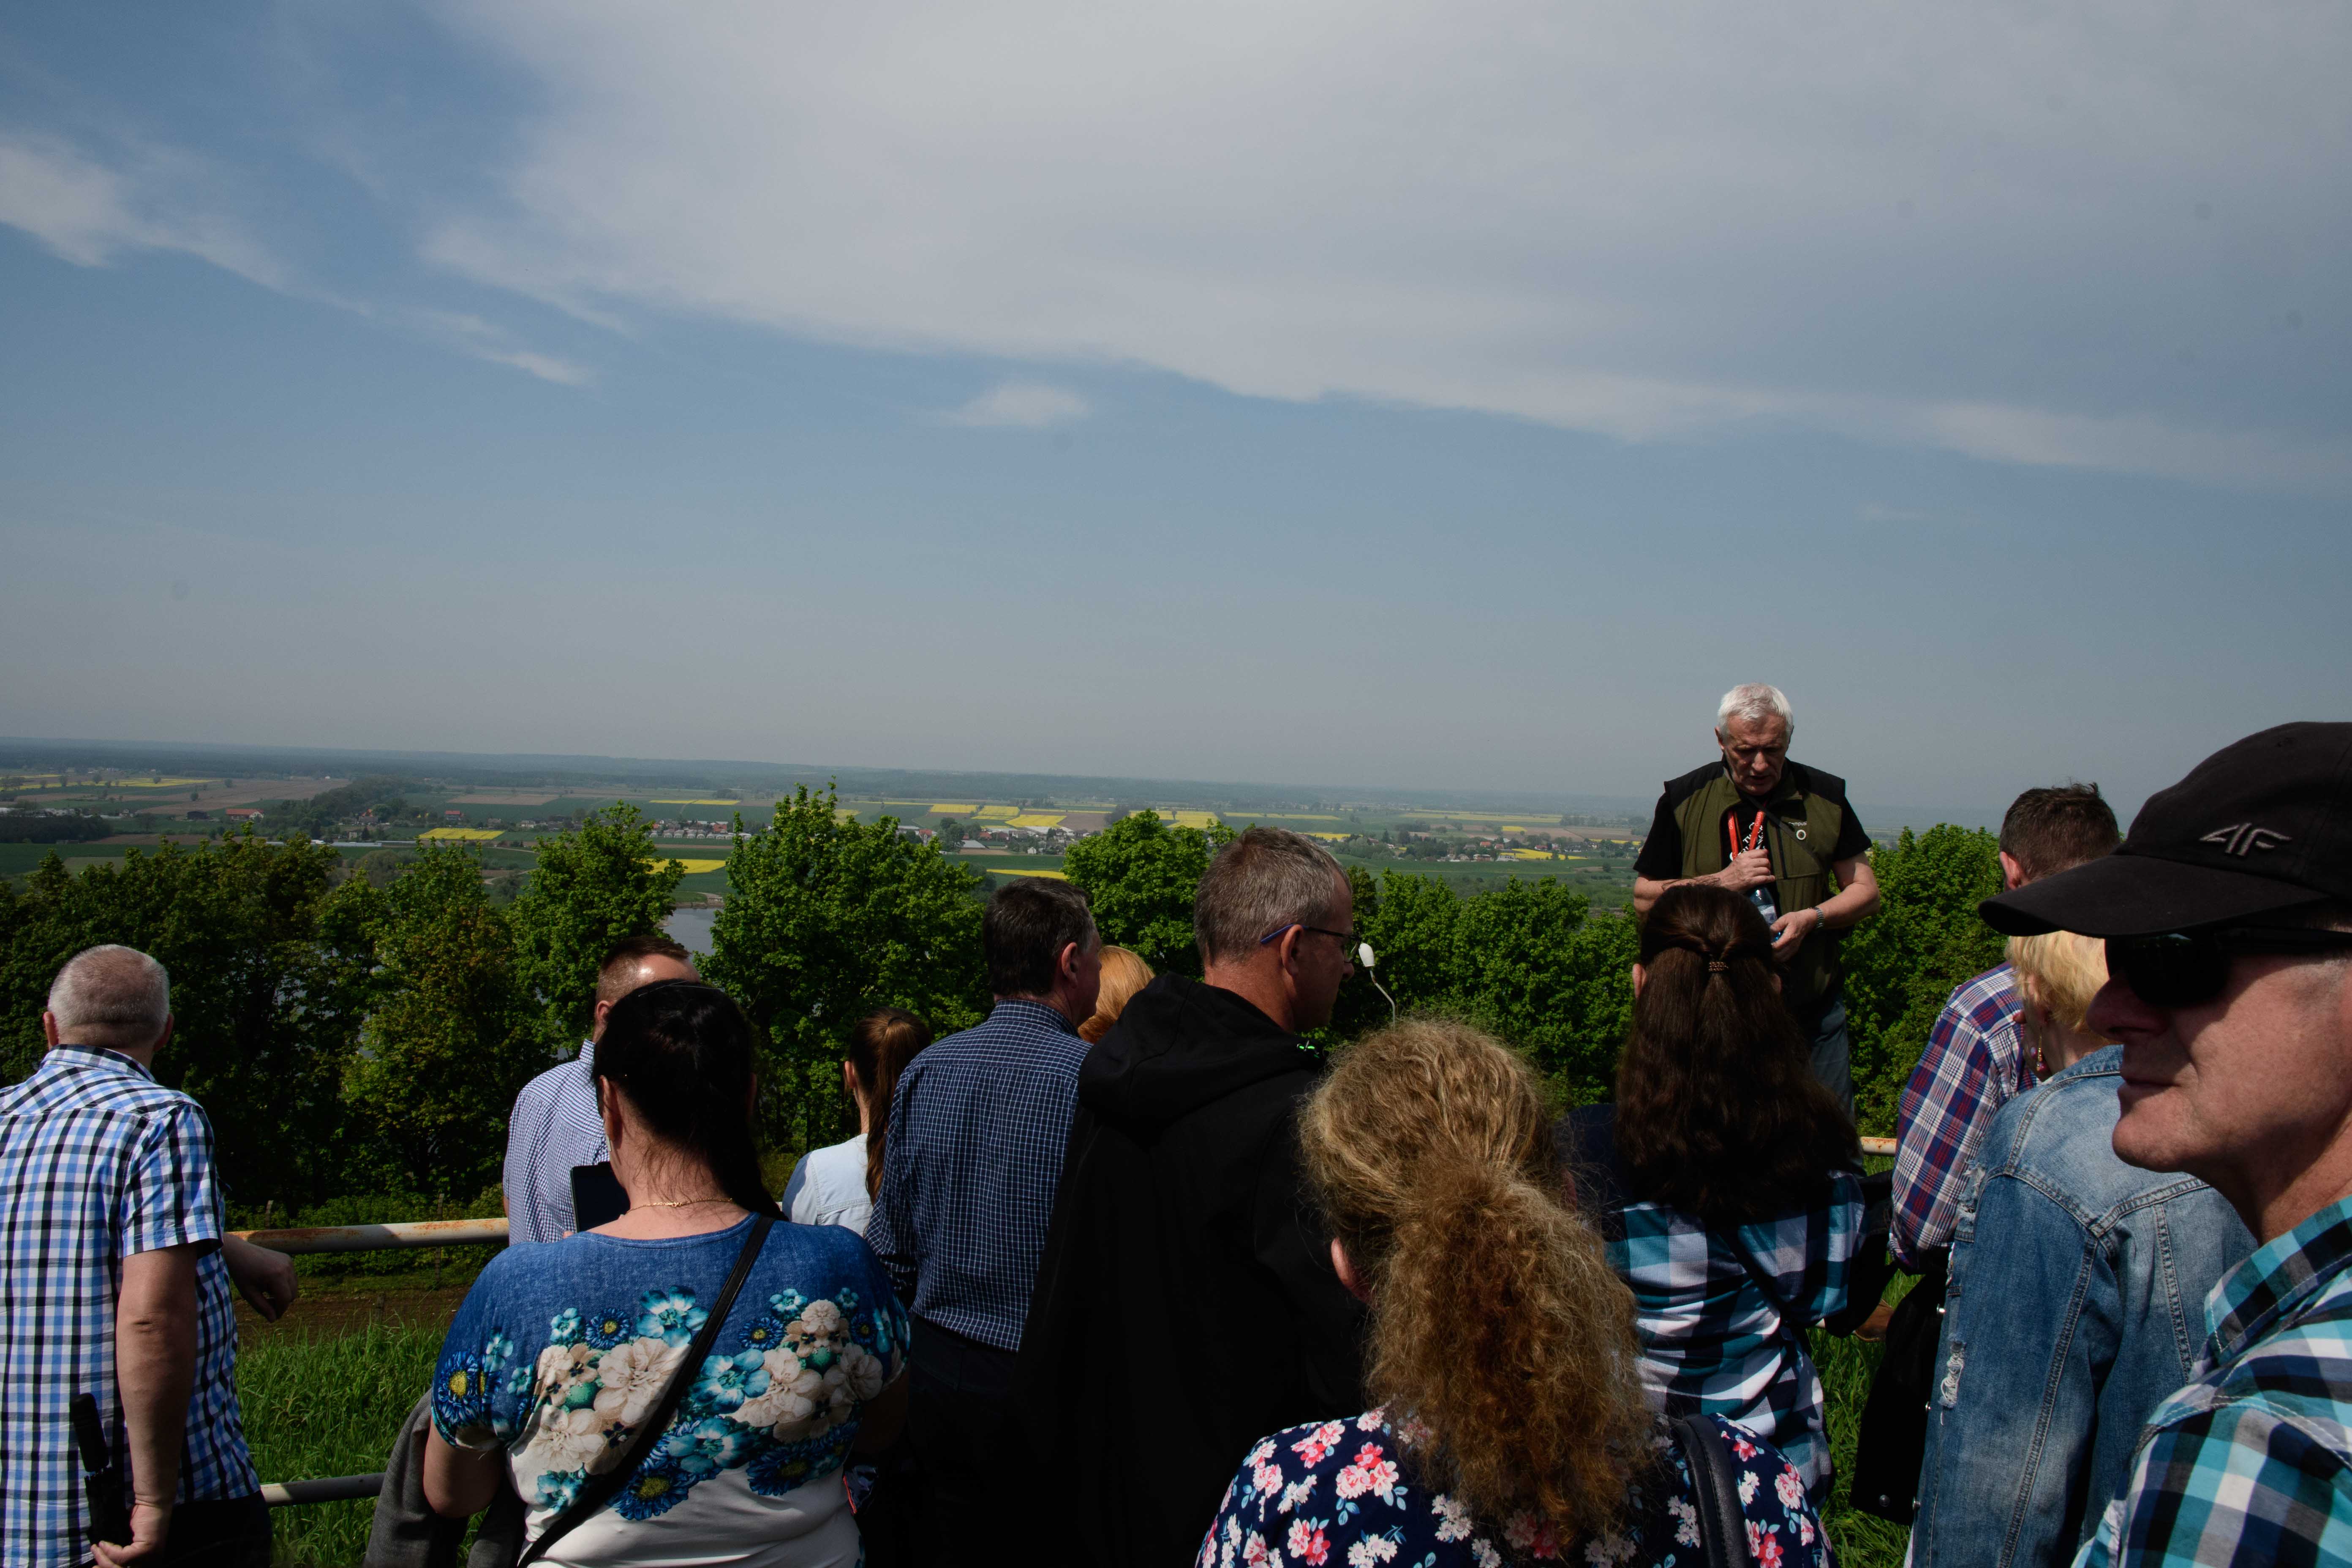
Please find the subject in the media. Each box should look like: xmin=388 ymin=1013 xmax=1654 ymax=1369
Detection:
xmin=0 ymin=731 xmax=2012 ymax=835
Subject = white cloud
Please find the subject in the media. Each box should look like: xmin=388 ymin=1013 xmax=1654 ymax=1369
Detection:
xmin=411 ymin=309 xmax=596 ymax=386
xmin=945 ymin=381 xmax=1089 ymax=428
xmin=0 ymin=132 xmax=286 ymax=288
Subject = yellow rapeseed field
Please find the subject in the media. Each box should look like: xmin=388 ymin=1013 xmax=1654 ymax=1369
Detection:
xmin=974 ymin=806 xmax=1019 ymax=821
xmin=418 ymin=828 xmax=504 ymax=842
xmin=650 ymin=799 xmax=739 ymax=806
xmin=1168 ymin=811 xmax=1220 ymax=830
xmin=1007 ymin=813 xmax=1064 ymax=828
xmin=929 ymin=804 xmax=979 ymax=814
xmin=662 ymin=858 xmax=727 ymax=874
xmin=988 ymin=867 xmax=1069 ymax=880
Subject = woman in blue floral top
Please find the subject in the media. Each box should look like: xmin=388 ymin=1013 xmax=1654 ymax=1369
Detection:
xmin=1203 ymin=1019 xmax=1832 ymax=1568
xmin=423 ymin=983 xmax=909 ymax=1567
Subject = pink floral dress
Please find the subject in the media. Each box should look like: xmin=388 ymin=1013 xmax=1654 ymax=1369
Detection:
xmin=1198 ymin=1408 xmax=1831 ymax=1568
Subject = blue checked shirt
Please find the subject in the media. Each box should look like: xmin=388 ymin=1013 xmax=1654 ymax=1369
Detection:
xmin=2076 ymin=1193 xmax=2352 ymax=1567
xmin=1610 ymin=1171 xmax=1865 ymax=1504
xmin=501 ymin=1040 xmax=608 ymax=1245
xmin=1892 ymin=964 xmax=2032 ymax=1268
xmin=0 ymin=1045 xmax=255 ymax=1567
xmin=866 ymin=999 xmax=1090 ymax=1352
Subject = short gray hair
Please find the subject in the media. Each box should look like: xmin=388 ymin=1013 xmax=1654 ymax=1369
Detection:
xmin=47 ymin=945 xmax=171 ymax=1047
xmin=1195 ymin=828 xmax=1348 ymax=965
xmin=1716 ymin=683 xmax=1794 ymax=740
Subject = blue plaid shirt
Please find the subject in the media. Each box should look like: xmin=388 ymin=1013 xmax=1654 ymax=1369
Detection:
xmin=501 ymin=1040 xmax=607 ymax=1245
xmin=1892 ymin=964 xmax=2032 ymax=1267
xmin=0 ymin=1045 xmax=254 ymax=1566
xmin=866 ymin=999 xmax=1090 ymax=1352
xmin=1610 ymin=1171 xmax=1865 ymax=1503
xmin=2076 ymin=1193 xmax=2352 ymax=1567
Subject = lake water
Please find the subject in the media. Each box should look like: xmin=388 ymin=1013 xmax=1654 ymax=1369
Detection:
xmin=664 ymin=904 xmax=719 ymax=956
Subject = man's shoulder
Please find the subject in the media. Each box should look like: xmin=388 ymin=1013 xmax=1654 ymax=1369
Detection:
xmin=1782 ymin=760 xmax=1850 ymax=803
xmin=912 ymin=1009 xmax=1087 ymax=1074
xmin=1939 ymin=964 xmax=2020 ymax=1029
xmin=1659 ymin=761 xmax=1721 ymax=806
xmin=1984 ymin=1054 xmax=2211 ymax=1215
xmin=19 ymin=1057 xmax=208 ymax=1129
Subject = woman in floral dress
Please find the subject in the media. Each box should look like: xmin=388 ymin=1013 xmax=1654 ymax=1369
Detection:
xmin=422 ymin=982 xmax=909 ymax=1567
xmin=1202 ymin=1019 xmax=1831 ymax=1568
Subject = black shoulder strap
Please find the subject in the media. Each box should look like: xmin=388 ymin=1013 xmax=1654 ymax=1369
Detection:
xmin=1670 ymin=1414 xmax=1749 ymax=1568
xmin=517 ymin=1214 xmax=775 ymax=1567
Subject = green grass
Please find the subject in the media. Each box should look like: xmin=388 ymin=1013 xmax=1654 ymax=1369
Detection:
xmin=240 ymin=1325 xmax=447 ymax=1567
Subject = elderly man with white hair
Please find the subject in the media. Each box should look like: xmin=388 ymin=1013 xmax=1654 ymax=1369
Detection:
xmin=0 ymin=945 xmax=290 ymax=1568
xmin=1632 ymin=684 xmax=1882 ymax=1113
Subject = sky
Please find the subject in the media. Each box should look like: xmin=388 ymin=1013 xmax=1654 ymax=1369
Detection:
xmin=1 ymin=3 xmax=2346 ymax=819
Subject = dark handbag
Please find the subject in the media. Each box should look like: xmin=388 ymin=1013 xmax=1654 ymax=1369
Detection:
xmin=1669 ymin=1415 xmax=1756 ymax=1568
xmin=72 ymin=1391 xmax=131 ymax=1548
xmin=515 ymin=1213 xmax=775 ymax=1567
xmin=1845 ymin=1247 xmax=1948 ymax=1524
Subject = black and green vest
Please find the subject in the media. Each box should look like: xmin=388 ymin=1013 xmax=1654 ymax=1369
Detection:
xmin=1662 ymin=759 xmax=1854 ymax=1008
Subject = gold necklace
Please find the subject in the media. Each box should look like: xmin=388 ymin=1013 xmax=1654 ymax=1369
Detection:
xmin=634 ymin=1197 xmax=734 ymax=1210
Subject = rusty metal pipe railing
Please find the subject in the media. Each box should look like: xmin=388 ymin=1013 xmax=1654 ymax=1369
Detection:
xmin=261 ymin=1474 xmax=385 ymax=1508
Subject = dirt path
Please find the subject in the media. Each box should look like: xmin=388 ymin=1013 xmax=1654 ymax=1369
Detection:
xmin=237 ymin=1282 xmax=470 ymax=1343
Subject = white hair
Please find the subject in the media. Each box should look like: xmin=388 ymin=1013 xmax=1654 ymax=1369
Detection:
xmin=47 ymin=945 xmax=171 ymax=1047
xmin=1716 ymin=683 xmax=1794 ymax=740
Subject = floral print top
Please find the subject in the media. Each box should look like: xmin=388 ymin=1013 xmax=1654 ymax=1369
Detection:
xmin=1200 ymin=1408 xmax=1833 ymax=1568
xmin=431 ymin=1215 xmax=905 ymax=1560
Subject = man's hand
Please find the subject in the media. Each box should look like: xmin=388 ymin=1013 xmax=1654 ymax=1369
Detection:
xmin=1769 ymin=906 xmax=1822 ymax=959
xmin=94 ymin=1501 xmax=171 ymax=1567
xmin=1716 ymin=845 xmax=1775 ymax=893
xmin=222 ymin=1235 xmax=299 ymax=1323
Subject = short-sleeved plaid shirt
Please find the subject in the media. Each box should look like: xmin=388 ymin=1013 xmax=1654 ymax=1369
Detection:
xmin=866 ymin=999 xmax=1090 ymax=1351
xmin=0 ymin=1045 xmax=254 ymax=1567
xmin=1892 ymin=964 xmax=2032 ymax=1268
xmin=1610 ymin=1171 xmax=1865 ymax=1504
xmin=2075 ymin=1194 xmax=2352 ymax=1567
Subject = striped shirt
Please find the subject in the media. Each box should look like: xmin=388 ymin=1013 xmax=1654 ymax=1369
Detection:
xmin=501 ymin=1040 xmax=607 ymax=1245
xmin=0 ymin=1045 xmax=254 ymax=1567
xmin=1892 ymin=964 xmax=2032 ymax=1267
xmin=2076 ymin=1194 xmax=2352 ymax=1567
xmin=866 ymin=999 xmax=1090 ymax=1351
xmin=1611 ymin=1171 xmax=1865 ymax=1503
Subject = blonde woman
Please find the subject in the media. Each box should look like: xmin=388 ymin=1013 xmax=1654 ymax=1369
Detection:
xmin=1076 ymin=946 xmax=1153 ymax=1045
xmin=1201 ymin=1019 xmax=1829 ymax=1568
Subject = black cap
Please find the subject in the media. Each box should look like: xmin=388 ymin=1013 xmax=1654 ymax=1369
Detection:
xmin=1982 ymin=722 xmax=2352 ymax=938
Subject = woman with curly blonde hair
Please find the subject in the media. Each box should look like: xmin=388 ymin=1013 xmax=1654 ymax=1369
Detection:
xmin=1200 ymin=1018 xmax=1831 ymax=1568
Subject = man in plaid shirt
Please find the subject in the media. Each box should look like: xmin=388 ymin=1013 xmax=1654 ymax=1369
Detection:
xmin=1891 ymin=783 xmax=2121 ymax=1266
xmin=0 ymin=946 xmax=275 ymax=1568
xmin=1981 ymin=723 xmax=2352 ymax=1565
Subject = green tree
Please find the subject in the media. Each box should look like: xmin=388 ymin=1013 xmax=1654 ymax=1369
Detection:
xmin=1840 ymin=825 xmax=2007 ymax=1134
xmin=704 ymin=787 xmax=989 ymax=1152
xmin=0 ymin=832 xmax=373 ymax=1206
xmin=1061 ymin=810 xmax=1231 ymax=976
xmin=341 ymin=847 xmax=537 ymax=1196
xmin=509 ymin=803 xmax=685 ymax=1055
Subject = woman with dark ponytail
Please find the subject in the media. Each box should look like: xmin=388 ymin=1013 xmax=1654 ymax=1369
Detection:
xmin=1563 ymin=883 xmax=1863 ymax=1506
xmin=1204 ymin=1018 xmax=1832 ymax=1567
xmin=422 ymin=981 xmax=910 ymax=1565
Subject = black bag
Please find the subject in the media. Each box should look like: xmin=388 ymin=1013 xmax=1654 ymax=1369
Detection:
xmin=72 ymin=1391 xmax=131 ymax=1549
xmin=516 ymin=1213 xmax=775 ymax=1567
xmin=1845 ymin=1247 xmax=1948 ymax=1524
xmin=1671 ymin=1415 xmax=1798 ymax=1568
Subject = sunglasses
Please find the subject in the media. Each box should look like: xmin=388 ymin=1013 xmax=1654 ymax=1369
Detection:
xmin=2105 ymin=925 xmax=2352 ymax=1009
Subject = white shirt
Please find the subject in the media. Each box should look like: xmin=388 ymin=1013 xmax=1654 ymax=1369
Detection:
xmin=783 ymin=1135 xmax=872 ymax=1234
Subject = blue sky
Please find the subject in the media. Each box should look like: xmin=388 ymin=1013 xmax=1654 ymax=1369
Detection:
xmin=2 ymin=3 xmax=2346 ymax=817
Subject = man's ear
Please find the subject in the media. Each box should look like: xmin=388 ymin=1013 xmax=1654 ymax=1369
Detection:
xmin=1998 ymin=850 xmax=2027 ymax=892
xmin=41 ymin=1010 xmax=61 ymax=1049
xmin=1629 ymin=962 xmax=1646 ymax=998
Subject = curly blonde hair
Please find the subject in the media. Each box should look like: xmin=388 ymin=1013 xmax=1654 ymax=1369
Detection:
xmin=1299 ymin=1017 xmax=1652 ymax=1540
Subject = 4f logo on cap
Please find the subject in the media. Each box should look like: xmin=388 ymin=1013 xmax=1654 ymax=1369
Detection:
xmin=2203 ymin=824 xmax=2292 ymax=857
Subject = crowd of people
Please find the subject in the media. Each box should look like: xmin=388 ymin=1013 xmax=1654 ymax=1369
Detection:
xmin=5 ymin=689 xmax=2350 ymax=1568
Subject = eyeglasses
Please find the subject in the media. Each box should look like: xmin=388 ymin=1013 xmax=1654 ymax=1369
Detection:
xmin=1257 ymin=923 xmax=1361 ymax=954
xmin=2105 ymin=925 xmax=2352 ymax=1009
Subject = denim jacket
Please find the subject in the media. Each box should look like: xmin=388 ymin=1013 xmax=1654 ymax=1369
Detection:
xmin=1911 ymin=1046 xmax=2255 ymax=1568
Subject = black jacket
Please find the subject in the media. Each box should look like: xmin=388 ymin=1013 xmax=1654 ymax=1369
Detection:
xmin=1018 ymin=975 xmax=1366 ymax=1566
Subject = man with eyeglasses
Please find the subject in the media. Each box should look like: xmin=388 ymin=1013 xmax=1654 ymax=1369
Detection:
xmin=1979 ymin=721 xmax=2352 ymax=1567
xmin=1633 ymin=683 xmax=1881 ymax=1114
xmin=1020 ymin=826 xmax=1368 ymax=1567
